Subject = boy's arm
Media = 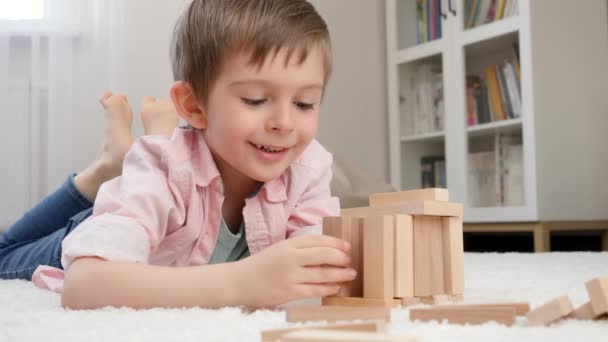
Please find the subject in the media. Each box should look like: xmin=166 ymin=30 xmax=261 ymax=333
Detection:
xmin=63 ymin=234 xmax=356 ymax=310
xmin=62 ymin=257 xmax=243 ymax=310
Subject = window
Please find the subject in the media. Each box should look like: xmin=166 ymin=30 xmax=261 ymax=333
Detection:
xmin=0 ymin=0 xmax=45 ymax=20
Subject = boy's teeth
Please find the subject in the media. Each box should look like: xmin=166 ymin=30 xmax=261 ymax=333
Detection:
xmin=255 ymin=143 xmax=284 ymax=152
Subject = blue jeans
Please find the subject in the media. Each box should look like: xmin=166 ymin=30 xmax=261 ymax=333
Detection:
xmin=0 ymin=174 xmax=94 ymax=280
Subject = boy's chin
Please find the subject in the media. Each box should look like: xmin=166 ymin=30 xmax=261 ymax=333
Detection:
xmin=247 ymin=165 xmax=288 ymax=183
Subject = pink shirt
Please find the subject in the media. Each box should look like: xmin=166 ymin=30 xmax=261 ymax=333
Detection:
xmin=32 ymin=127 xmax=340 ymax=292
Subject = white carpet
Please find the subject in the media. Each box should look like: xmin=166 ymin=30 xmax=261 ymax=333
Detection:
xmin=1 ymin=252 xmax=607 ymax=341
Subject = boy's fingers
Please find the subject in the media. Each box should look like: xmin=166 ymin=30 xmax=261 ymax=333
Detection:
xmin=296 ymin=247 xmax=350 ymax=267
xmin=142 ymin=96 xmax=156 ymax=103
xmin=298 ymin=266 xmax=357 ymax=285
xmin=295 ymin=283 xmax=341 ymax=299
xmin=289 ymin=234 xmax=350 ymax=252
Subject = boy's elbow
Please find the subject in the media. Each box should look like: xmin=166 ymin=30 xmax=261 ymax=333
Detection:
xmin=61 ymin=257 xmax=106 ymax=310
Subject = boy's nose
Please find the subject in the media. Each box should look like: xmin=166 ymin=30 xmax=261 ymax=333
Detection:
xmin=266 ymin=105 xmax=295 ymax=133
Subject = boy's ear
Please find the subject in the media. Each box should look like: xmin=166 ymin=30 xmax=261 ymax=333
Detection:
xmin=170 ymin=81 xmax=207 ymax=129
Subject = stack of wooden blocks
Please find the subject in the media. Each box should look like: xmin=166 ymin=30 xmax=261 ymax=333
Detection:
xmin=321 ymin=188 xmax=464 ymax=308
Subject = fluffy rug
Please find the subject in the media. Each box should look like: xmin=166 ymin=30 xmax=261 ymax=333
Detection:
xmin=1 ymin=252 xmax=607 ymax=341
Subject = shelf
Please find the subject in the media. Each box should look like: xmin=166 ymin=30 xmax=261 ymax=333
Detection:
xmin=395 ymin=39 xmax=444 ymax=65
xmin=461 ymin=16 xmax=520 ymax=48
xmin=401 ymin=131 xmax=445 ymax=143
xmin=467 ymin=118 xmax=522 ymax=137
xmin=464 ymin=206 xmax=536 ymax=223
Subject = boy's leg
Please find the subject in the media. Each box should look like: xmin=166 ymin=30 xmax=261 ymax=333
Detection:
xmin=0 ymin=174 xmax=91 ymax=248
xmin=0 ymin=207 xmax=92 ymax=280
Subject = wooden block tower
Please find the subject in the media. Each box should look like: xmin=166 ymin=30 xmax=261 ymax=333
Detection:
xmin=322 ymin=188 xmax=464 ymax=307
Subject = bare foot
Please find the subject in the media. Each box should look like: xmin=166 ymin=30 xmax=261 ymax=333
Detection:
xmin=74 ymin=92 xmax=135 ymax=202
xmin=98 ymin=92 xmax=136 ymax=178
xmin=140 ymin=96 xmax=180 ymax=136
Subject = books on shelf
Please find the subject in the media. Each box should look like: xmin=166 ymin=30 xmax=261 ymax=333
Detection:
xmin=401 ymin=63 xmax=444 ymax=136
xmin=464 ymin=0 xmax=519 ymax=30
xmin=467 ymin=133 xmax=524 ymax=207
xmin=466 ymin=43 xmax=521 ymax=126
xmin=416 ymin=0 xmax=443 ymax=44
xmin=421 ymin=156 xmax=446 ymax=189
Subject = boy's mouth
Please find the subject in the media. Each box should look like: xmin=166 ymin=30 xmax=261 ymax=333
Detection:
xmin=249 ymin=142 xmax=288 ymax=153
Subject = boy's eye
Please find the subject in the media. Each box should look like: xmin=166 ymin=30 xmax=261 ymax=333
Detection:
xmin=296 ymin=102 xmax=315 ymax=110
xmin=242 ymin=98 xmax=267 ymax=106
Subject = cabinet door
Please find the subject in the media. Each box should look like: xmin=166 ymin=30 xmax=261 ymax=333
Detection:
xmin=388 ymin=0 xmax=453 ymax=191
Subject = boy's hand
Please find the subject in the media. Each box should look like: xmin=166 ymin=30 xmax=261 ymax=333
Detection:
xmin=234 ymin=234 xmax=356 ymax=308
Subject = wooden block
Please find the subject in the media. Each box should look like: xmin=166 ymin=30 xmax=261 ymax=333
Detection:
xmin=568 ymin=302 xmax=598 ymax=320
xmin=369 ymin=188 xmax=449 ymax=206
xmin=526 ymin=296 xmax=574 ymax=326
xmin=401 ymin=297 xmax=423 ymax=307
xmin=419 ymin=294 xmax=450 ymax=305
xmin=585 ymin=277 xmax=608 ymax=316
xmin=261 ymin=321 xmax=385 ymax=342
xmin=281 ymin=329 xmax=419 ymax=342
xmin=286 ymin=305 xmax=391 ymax=323
xmin=449 ymin=294 xmax=464 ymax=303
xmin=322 ymin=216 xmax=364 ymax=297
xmin=322 ymin=297 xmax=402 ymax=308
xmin=432 ymin=302 xmax=530 ymax=316
xmin=341 ymin=201 xmax=463 ymax=218
xmin=394 ymin=214 xmax=414 ymax=298
xmin=410 ymin=306 xmax=516 ymax=326
xmin=413 ymin=216 xmax=445 ymax=296
xmin=363 ymin=215 xmax=394 ymax=300
xmin=442 ymin=216 xmax=464 ymax=295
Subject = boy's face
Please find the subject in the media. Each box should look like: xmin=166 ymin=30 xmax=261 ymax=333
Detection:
xmin=201 ymin=46 xmax=325 ymax=184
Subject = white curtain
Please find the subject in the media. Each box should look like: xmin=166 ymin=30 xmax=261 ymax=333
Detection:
xmin=0 ymin=0 xmax=141 ymax=230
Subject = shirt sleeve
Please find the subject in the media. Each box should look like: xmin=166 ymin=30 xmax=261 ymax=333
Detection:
xmin=286 ymin=162 xmax=340 ymax=238
xmin=61 ymin=136 xmax=188 ymax=270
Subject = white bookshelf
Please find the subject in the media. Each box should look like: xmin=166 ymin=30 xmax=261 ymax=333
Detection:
xmin=386 ymin=0 xmax=608 ymax=223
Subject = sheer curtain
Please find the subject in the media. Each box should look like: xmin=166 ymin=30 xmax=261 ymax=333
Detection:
xmin=0 ymin=0 xmax=183 ymax=229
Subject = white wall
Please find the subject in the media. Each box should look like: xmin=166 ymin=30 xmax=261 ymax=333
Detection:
xmin=310 ymin=0 xmax=389 ymax=182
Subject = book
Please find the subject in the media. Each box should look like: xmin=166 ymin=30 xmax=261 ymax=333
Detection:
xmin=475 ymin=0 xmax=492 ymax=27
xmin=496 ymin=64 xmax=513 ymax=119
xmin=486 ymin=0 xmax=498 ymax=22
xmin=503 ymin=61 xmax=521 ymax=118
xmin=421 ymin=156 xmax=445 ymax=188
xmin=485 ymin=66 xmax=505 ymax=121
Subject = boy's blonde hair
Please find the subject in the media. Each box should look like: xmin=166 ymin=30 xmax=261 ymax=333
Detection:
xmin=170 ymin=0 xmax=332 ymax=105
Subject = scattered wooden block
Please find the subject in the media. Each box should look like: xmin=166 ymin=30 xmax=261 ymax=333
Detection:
xmin=322 ymin=297 xmax=401 ymax=308
xmin=394 ymin=214 xmax=414 ymax=298
xmin=568 ymin=302 xmax=597 ymax=320
xmin=280 ymin=329 xmax=419 ymax=342
xmin=322 ymin=216 xmax=364 ymax=297
xmin=286 ymin=305 xmax=391 ymax=323
xmin=261 ymin=321 xmax=386 ymax=342
xmin=413 ymin=216 xmax=445 ymax=296
xmin=409 ymin=306 xmax=516 ymax=326
xmin=431 ymin=302 xmax=530 ymax=316
xmin=363 ymin=215 xmax=394 ymax=300
xmin=369 ymin=188 xmax=449 ymax=206
xmin=526 ymin=296 xmax=574 ymax=326
xmin=340 ymin=201 xmax=463 ymax=218
xmin=585 ymin=277 xmax=608 ymax=316
xmin=442 ymin=216 xmax=464 ymax=295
